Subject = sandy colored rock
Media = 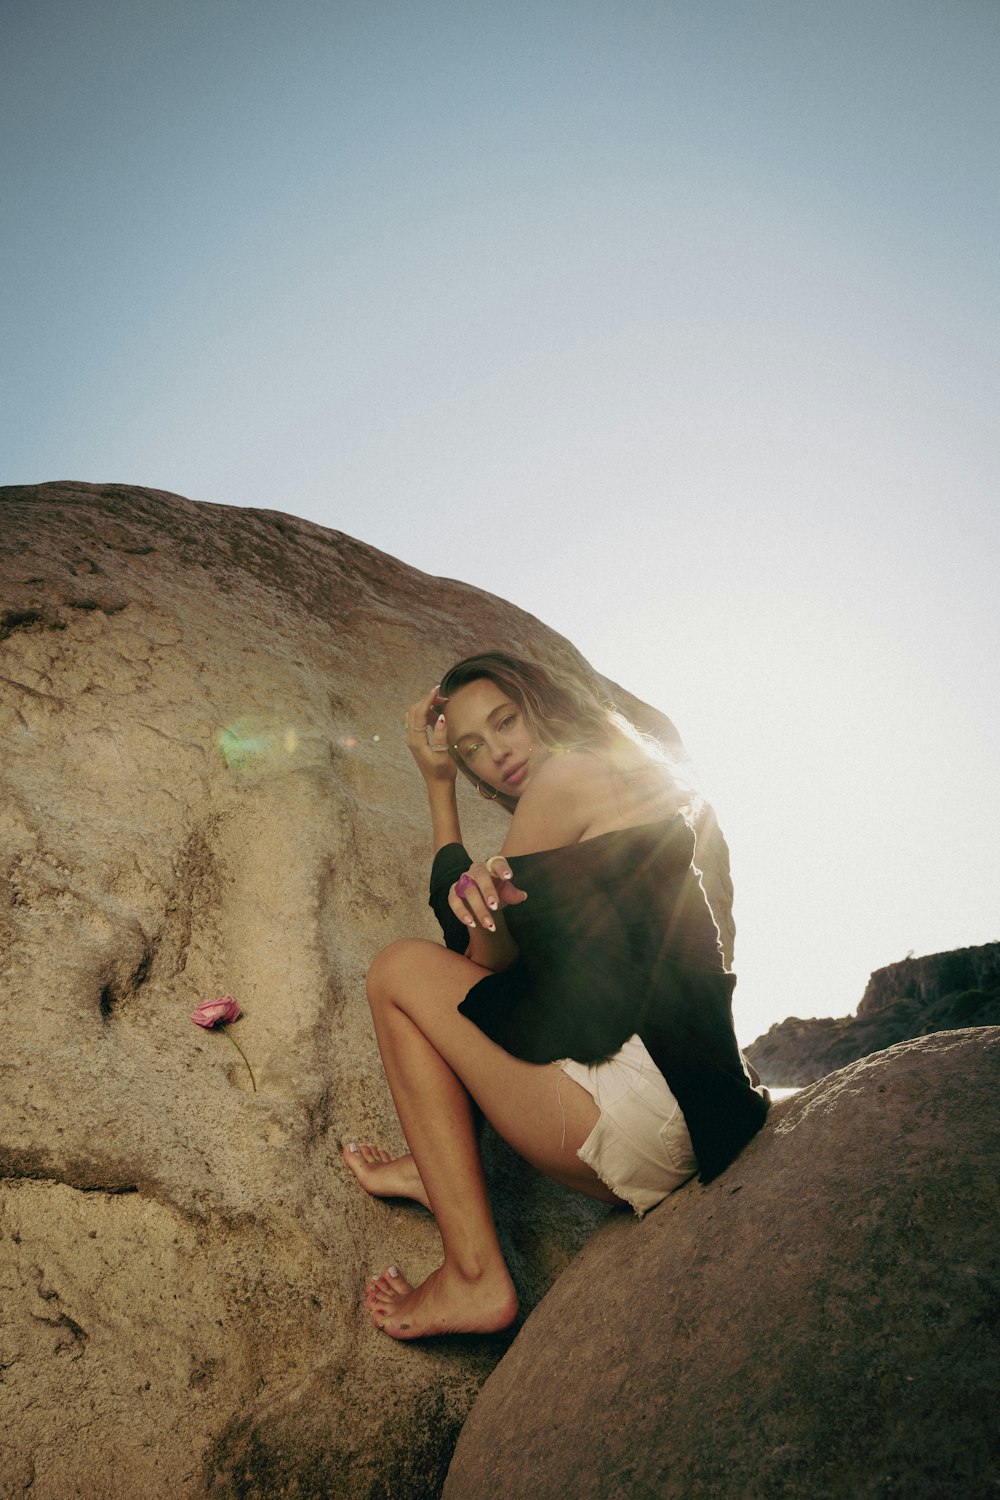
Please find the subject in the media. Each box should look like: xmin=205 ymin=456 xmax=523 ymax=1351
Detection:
xmin=0 ymin=481 xmax=730 ymax=1499
xmin=444 ymin=1029 xmax=1000 ymax=1500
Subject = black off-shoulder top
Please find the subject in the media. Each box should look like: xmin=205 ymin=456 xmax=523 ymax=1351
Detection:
xmin=429 ymin=816 xmax=769 ymax=1184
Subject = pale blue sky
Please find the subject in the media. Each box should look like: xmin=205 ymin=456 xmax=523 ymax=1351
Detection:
xmin=3 ymin=0 xmax=998 ymax=1041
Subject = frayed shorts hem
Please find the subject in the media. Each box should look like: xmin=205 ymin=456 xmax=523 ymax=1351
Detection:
xmin=559 ymin=1035 xmax=699 ymax=1216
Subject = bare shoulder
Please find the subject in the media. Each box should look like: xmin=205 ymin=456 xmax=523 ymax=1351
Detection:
xmin=534 ymin=749 xmax=609 ymax=794
xmin=502 ymin=751 xmax=616 ymax=856
xmin=506 ymin=744 xmax=686 ymax=857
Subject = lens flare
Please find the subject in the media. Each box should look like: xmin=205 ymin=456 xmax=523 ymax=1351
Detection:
xmin=217 ymin=716 xmax=383 ymax=770
xmin=218 ymin=715 xmax=305 ymax=771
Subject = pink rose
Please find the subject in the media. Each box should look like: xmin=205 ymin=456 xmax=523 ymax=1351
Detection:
xmin=189 ymin=996 xmax=256 ymax=1091
xmin=191 ymin=996 xmax=242 ymax=1028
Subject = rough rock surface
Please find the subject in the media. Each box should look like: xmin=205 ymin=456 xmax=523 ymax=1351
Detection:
xmin=746 ymin=942 xmax=1000 ymax=1086
xmin=0 ymin=482 xmax=731 ymax=1500
xmin=444 ymin=1028 xmax=1000 ymax=1500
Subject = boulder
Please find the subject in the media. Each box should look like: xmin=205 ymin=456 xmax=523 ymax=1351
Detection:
xmin=0 ymin=482 xmax=730 ymax=1500
xmin=746 ymin=942 xmax=1000 ymax=1086
xmin=444 ymin=1028 xmax=1000 ymax=1500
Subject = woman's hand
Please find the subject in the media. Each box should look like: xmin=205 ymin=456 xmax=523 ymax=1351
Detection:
xmin=404 ymin=685 xmax=456 ymax=785
xmin=449 ymin=857 xmax=527 ymax=932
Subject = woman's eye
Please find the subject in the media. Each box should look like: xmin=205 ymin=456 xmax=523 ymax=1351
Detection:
xmin=466 ymin=741 xmax=482 ymax=755
xmin=499 ymin=715 xmax=516 ymax=731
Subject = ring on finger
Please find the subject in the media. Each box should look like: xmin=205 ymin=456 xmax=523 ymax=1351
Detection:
xmin=485 ymin=855 xmax=508 ymax=877
xmin=455 ymin=873 xmax=476 ymax=898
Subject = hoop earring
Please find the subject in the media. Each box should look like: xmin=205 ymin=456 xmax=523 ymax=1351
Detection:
xmin=476 ymin=780 xmax=499 ymax=801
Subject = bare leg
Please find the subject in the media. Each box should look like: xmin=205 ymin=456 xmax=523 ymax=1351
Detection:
xmin=363 ymin=965 xmax=518 ymax=1337
xmin=350 ymin=938 xmax=621 ymax=1340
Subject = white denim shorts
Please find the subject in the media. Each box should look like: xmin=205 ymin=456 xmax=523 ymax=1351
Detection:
xmin=559 ymin=1034 xmax=699 ymax=1216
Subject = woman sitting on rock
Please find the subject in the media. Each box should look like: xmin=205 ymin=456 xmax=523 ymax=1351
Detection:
xmin=344 ymin=652 xmax=768 ymax=1339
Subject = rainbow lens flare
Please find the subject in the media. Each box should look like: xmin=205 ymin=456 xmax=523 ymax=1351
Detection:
xmin=217 ymin=716 xmax=381 ymax=770
xmin=217 ymin=716 xmax=301 ymax=770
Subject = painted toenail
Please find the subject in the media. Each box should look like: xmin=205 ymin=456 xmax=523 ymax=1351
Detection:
xmin=387 ymin=1265 xmax=399 ymax=1278
xmin=348 ymin=1141 xmax=358 ymax=1152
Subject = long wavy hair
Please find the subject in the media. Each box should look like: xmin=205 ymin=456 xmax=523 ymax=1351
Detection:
xmin=439 ymin=651 xmax=690 ymax=815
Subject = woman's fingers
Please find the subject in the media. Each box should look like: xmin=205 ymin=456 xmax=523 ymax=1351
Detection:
xmin=470 ymin=863 xmax=502 ymax=914
xmin=451 ymin=889 xmax=495 ymax=931
xmin=495 ymin=879 xmax=527 ymax=906
xmin=429 ymin=708 xmax=450 ymax=752
xmin=485 ymin=856 xmax=528 ymax=907
xmin=448 ymin=857 xmax=528 ymax=929
xmin=449 ymin=887 xmax=491 ymax=931
xmin=405 ymin=685 xmax=439 ymax=736
xmin=404 ymin=686 xmax=456 ymax=781
xmin=420 ymin=683 xmax=446 ymax=723
xmin=449 ymin=864 xmax=502 ymax=931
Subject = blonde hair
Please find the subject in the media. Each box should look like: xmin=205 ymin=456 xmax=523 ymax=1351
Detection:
xmin=439 ymin=651 xmax=690 ymax=814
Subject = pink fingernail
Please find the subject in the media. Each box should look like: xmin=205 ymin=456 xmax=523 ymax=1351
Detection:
xmin=437 ymin=714 xmax=446 ymax=724
xmin=484 ymin=919 xmax=496 ymax=932
xmin=487 ymin=898 xmax=498 ymax=910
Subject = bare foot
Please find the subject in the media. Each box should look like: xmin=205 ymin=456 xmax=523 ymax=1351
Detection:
xmin=365 ymin=1261 xmax=518 ymax=1340
xmin=343 ymin=1142 xmax=431 ymax=1210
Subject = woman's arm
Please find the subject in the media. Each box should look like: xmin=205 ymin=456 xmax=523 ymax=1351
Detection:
xmin=426 ymin=779 xmax=463 ymax=854
xmin=404 ymin=686 xmax=463 ymax=853
xmin=412 ymin=685 xmax=518 ymax=973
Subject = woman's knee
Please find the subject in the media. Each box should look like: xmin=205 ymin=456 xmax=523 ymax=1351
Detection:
xmin=366 ymin=938 xmax=437 ymax=1005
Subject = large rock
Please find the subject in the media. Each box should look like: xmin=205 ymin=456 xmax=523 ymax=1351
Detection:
xmin=746 ymin=942 xmax=1000 ymax=1086
xmin=0 ymin=482 xmax=731 ymax=1500
xmin=444 ymin=1029 xmax=1000 ymax=1500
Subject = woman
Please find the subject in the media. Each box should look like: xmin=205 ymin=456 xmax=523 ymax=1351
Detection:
xmin=344 ymin=652 xmax=768 ymax=1340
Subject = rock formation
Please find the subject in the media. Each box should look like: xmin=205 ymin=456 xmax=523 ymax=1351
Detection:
xmin=0 ymin=482 xmax=731 ymax=1500
xmin=444 ymin=1028 xmax=1000 ymax=1500
xmin=746 ymin=941 xmax=1000 ymax=1086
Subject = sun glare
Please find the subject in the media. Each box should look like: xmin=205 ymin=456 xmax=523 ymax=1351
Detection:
xmin=600 ymin=583 xmax=1000 ymax=1045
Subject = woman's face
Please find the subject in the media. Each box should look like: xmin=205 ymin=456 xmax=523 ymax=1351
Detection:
xmin=445 ymin=678 xmax=550 ymax=798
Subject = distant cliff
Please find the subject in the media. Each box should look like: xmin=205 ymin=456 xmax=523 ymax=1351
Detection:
xmin=745 ymin=942 xmax=1000 ymax=1086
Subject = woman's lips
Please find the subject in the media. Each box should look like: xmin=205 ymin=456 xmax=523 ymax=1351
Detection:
xmin=503 ymin=762 xmax=527 ymax=787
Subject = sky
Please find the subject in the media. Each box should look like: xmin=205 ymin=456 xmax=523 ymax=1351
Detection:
xmin=3 ymin=0 xmax=998 ymax=1045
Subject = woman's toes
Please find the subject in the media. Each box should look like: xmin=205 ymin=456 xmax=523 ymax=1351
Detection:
xmin=365 ymin=1264 xmax=412 ymax=1318
xmin=374 ymin=1265 xmax=409 ymax=1295
xmin=366 ymin=1271 xmax=393 ymax=1302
